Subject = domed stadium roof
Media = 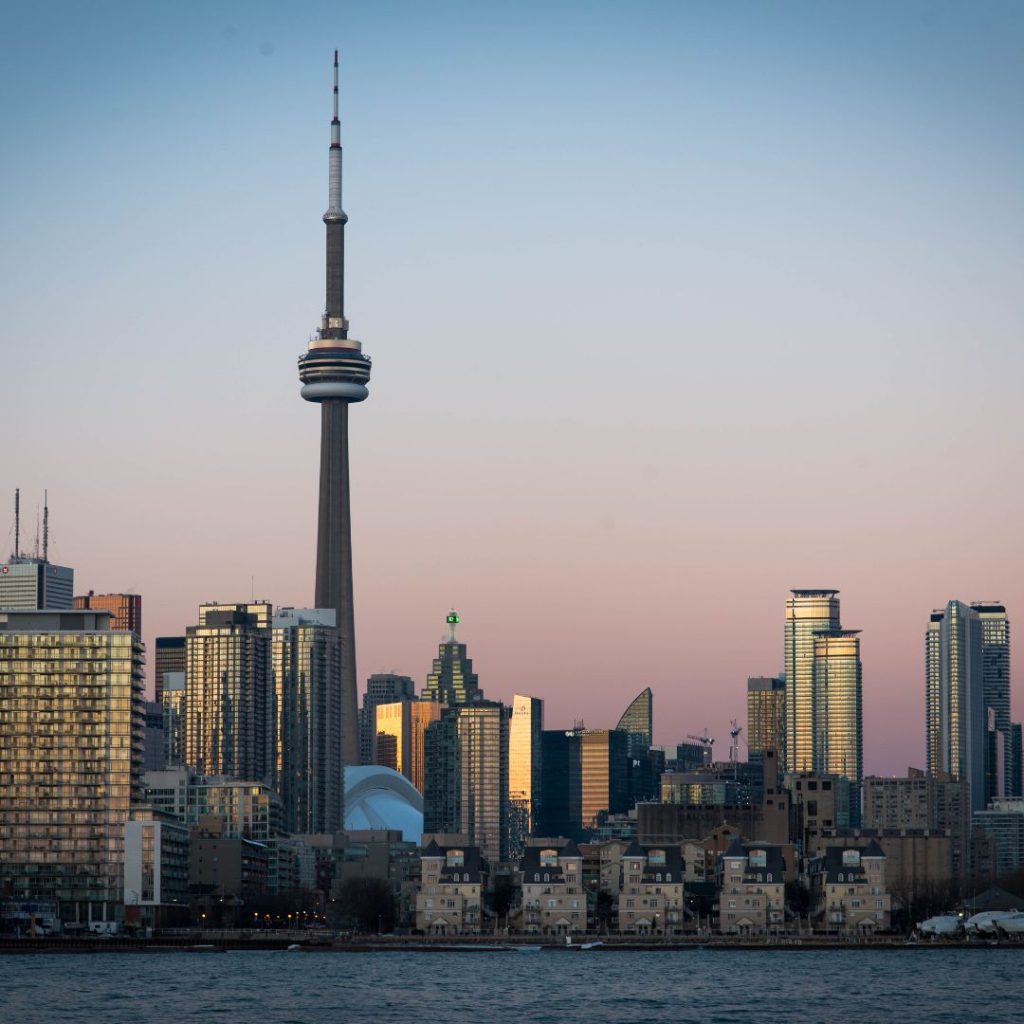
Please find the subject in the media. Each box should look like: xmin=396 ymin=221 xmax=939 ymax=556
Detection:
xmin=344 ymin=765 xmax=423 ymax=843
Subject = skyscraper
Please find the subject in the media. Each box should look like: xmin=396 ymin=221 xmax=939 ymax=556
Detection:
xmin=0 ymin=608 xmax=144 ymax=927
xmin=973 ymin=602 xmax=1012 ymax=799
xmin=747 ymin=675 xmax=786 ymax=757
xmin=0 ymin=490 xmax=73 ymax=611
xmin=784 ymin=590 xmax=840 ymax=773
xmin=926 ymin=600 xmax=986 ymax=812
xmin=297 ymin=51 xmax=372 ymax=766
xmin=360 ymin=672 xmax=416 ymax=765
xmin=616 ymin=687 xmax=653 ymax=749
xmin=184 ymin=603 xmax=272 ymax=781
xmin=508 ymin=694 xmax=543 ymax=857
xmin=422 ymin=611 xmax=482 ymax=705
xmin=154 ymin=636 xmax=186 ymax=703
xmin=73 ymin=592 xmax=142 ymax=636
xmin=374 ymin=698 xmax=442 ymax=792
xmin=271 ymin=607 xmax=344 ymax=834
xmin=813 ymin=629 xmax=863 ymax=825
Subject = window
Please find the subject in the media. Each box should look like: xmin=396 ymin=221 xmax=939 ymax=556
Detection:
xmin=543 ymin=873 xmax=550 ymax=882
xmin=540 ymin=849 xmax=558 ymax=868
xmin=463 ymin=873 xmax=469 ymax=882
xmin=666 ymin=873 xmax=672 ymax=882
xmin=534 ymin=873 xmax=540 ymax=882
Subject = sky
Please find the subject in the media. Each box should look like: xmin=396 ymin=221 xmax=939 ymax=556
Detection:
xmin=2 ymin=1 xmax=1023 ymax=776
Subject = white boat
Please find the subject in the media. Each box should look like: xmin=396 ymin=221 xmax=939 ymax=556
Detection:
xmin=917 ymin=915 xmax=961 ymax=937
xmin=995 ymin=913 xmax=1024 ymax=935
xmin=965 ymin=911 xmax=1017 ymax=934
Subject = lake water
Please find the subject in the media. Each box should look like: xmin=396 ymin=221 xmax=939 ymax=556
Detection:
xmin=0 ymin=948 xmax=1020 ymax=1023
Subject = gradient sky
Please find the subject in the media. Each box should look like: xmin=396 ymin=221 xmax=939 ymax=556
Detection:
xmin=3 ymin=2 xmax=1023 ymax=776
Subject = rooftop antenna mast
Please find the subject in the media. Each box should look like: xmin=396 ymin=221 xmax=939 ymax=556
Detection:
xmin=43 ymin=490 xmax=49 ymax=563
xmin=14 ymin=488 xmax=19 ymax=559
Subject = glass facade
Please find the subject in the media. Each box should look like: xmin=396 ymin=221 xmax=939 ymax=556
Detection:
xmin=813 ymin=630 xmax=862 ymax=825
xmin=747 ymin=675 xmax=786 ymax=757
xmin=184 ymin=603 xmax=271 ymax=781
xmin=508 ymin=694 xmax=543 ymax=859
xmin=360 ymin=673 xmax=415 ymax=765
xmin=456 ymin=702 xmax=509 ymax=865
xmin=926 ymin=600 xmax=986 ymax=811
xmin=160 ymin=672 xmax=186 ymax=767
xmin=0 ymin=559 xmax=74 ymax=611
xmin=154 ymin=636 xmax=186 ymax=703
xmin=973 ymin=602 xmax=1012 ymax=800
xmin=784 ymin=590 xmax=840 ymax=773
xmin=616 ymin=688 xmax=653 ymax=750
xmin=375 ymin=698 xmax=441 ymax=793
xmin=72 ymin=593 xmax=142 ymax=636
xmin=271 ymin=609 xmax=343 ymax=834
xmin=422 ymin=611 xmax=481 ymax=706
xmin=0 ymin=610 xmax=144 ymax=924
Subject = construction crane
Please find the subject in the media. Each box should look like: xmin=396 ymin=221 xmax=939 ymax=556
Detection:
xmin=686 ymin=730 xmax=714 ymax=765
xmin=729 ymin=719 xmax=745 ymax=763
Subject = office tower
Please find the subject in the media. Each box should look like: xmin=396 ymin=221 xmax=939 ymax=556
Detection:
xmin=747 ymin=675 xmax=786 ymax=757
xmin=374 ymin=698 xmax=442 ymax=792
xmin=813 ymin=630 xmax=863 ymax=825
xmin=973 ymin=602 xmax=1012 ymax=798
xmin=508 ymin=694 xmax=543 ymax=857
xmin=926 ymin=600 xmax=986 ymax=812
xmin=617 ymin=687 xmax=653 ymax=750
xmin=184 ymin=602 xmax=271 ymax=781
xmin=271 ymin=608 xmax=344 ymax=834
xmin=297 ymin=52 xmax=372 ymax=766
xmin=161 ymin=671 xmax=186 ymax=767
xmin=784 ymin=590 xmax=840 ymax=773
xmin=424 ymin=712 xmax=461 ymax=834
xmin=360 ymin=672 xmax=416 ymax=765
xmin=0 ymin=491 xmax=73 ymax=610
xmin=539 ymin=728 xmax=630 ymax=839
xmin=0 ymin=608 xmax=144 ymax=927
xmin=73 ymin=592 xmax=142 ymax=635
xmin=422 ymin=610 xmax=482 ymax=705
xmin=154 ymin=636 xmax=186 ymax=703
xmin=143 ymin=700 xmax=165 ymax=771
xmin=674 ymin=741 xmax=710 ymax=772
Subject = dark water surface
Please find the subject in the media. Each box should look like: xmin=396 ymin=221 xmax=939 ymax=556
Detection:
xmin=0 ymin=949 xmax=1020 ymax=1023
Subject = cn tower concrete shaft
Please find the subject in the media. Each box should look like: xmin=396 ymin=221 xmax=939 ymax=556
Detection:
xmin=315 ymin=399 xmax=359 ymax=763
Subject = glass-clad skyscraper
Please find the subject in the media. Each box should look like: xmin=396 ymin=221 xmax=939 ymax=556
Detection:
xmin=508 ymin=694 xmax=543 ymax=858
xmin=423 ymin=611 xmax=481 ymax=705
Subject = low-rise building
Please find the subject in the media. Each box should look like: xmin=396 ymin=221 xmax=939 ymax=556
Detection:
xmin=616 ymin=840 xmax=685 ymax=935
xmin=519 ymin=840 xmax=586 ymax=936
xmin=717 ymin=839 xmax=788 ymax=935
xmin=812 ymin=841 xmax=891 ymax=934
xmin=415 ymin=841 xmax=485 ymax=935
xmin=123 ymin=811 xmax=190 ymax=930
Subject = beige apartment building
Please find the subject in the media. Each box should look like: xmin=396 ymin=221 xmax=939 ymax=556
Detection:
xmin=813 ymin=841 xmax=891 ymax=933
xmin=617 ymin=841 xmax=685 ymax=935
xmin=415 ymin=841 xmax=485 ymax=935
xmin=519 ymin=840 xmax=586 ymax=935
xmin=717 ymin=839 xmax=788 ymax=934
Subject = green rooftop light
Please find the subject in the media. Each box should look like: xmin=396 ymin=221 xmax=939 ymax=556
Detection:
xmin=446 ymin=611 xmax=460 ymax=625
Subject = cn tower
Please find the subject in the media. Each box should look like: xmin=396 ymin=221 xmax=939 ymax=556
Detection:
xmin=298 ymin=51 xmax=371 ymax=765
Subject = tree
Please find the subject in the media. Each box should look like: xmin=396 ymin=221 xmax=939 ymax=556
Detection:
xmin=334 ymin=878 xmax=396 ymax=933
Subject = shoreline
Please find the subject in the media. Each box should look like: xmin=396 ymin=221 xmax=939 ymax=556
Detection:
xmin=2 ymin=935 xmax=1021 ymax=954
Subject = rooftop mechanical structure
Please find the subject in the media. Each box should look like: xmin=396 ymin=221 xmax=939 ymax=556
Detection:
xmin=298 ymin=51 xmax=371 ymax=765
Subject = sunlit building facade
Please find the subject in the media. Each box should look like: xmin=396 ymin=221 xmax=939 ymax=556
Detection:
xmin=456 ymin=702 xmax=510 ymax=866
xmin=926 ymin=601 xmax=986 ymax=812
xmin=184 ymin=603 xmax=272 ymax=781
xmin=784 ymin=590 xmax=840 ymax=773
xmin=747 ymin=675 xmax=786 ymax=758
xmin=154 ymin=636 xmax=186 ymax=703
xmin=0 ymin=558 xmax=74 ymax=611
xmin=422 ymin=610 xmax=482 ymax=705
xmin=360 ymin=672 xmax=415 ymax=765
xmin=374 ymin=698 xmax=442 ymax=793
xmin=616 ymin=688 xmax=653 ymax=749
xmin=73 ymin=592 xmax=142 ymax=636
xmin=508 ymin=694 xmax=543 ymax=859
xmin=160 ymin=672 xmax=186 ymax=767
xmin=271 ymin=608 xmax=343 ymax=834
xmin=813 ymin=630 xmax=862 ymax=825
xmin=0 ymin=609 xmax=144 ymax=926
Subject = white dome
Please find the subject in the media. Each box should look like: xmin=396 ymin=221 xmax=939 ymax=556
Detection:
xmin=344 ymin=765 xmax=423 ymax=843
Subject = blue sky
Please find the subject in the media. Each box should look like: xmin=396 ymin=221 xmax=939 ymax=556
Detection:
xmin=2 ymin=2 xmax=1023 ymax=771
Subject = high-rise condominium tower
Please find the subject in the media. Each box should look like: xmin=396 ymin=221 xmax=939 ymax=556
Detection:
xmin=0 ymin=608 xmax=144 ymax=927
xmin=297 ymin=52 xmax=372 ymax=766
xmin=73 ymin=592 xmax=142 ymax=636
xmin=926 ymin=600 xmax=987 ymax=811
xmin=784 ymin=590 xmax=840 ymax=773
xmin=972 ymin=602 xmax=1013 ymax=797
xmin=360 ymin=673 xmax=416 ymax=765
xmin=154 ymin=636 xmax=186 ymax=703
xmin=508 ymin=694 xmax=543 ymax=858
xmin=271 ymin=608 xmax=344 ymax=833
xmin=184 ymin=603 xmax=272 ymax=781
